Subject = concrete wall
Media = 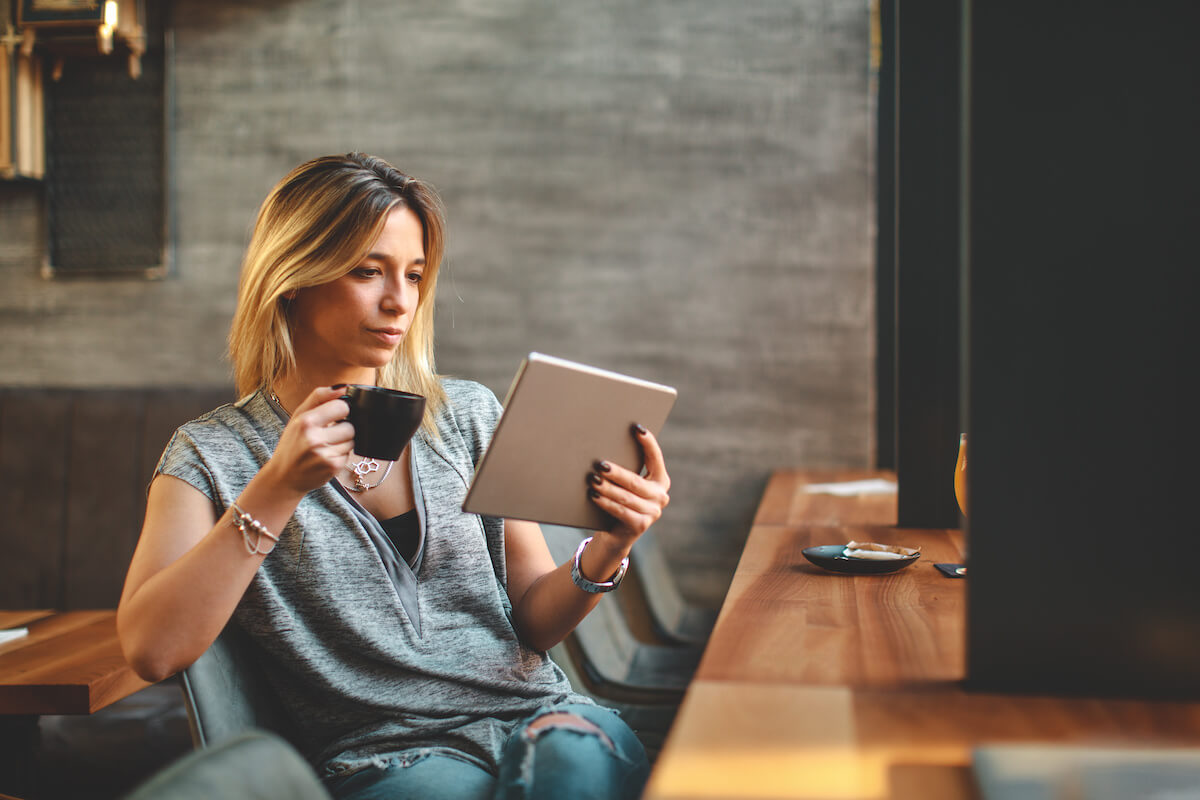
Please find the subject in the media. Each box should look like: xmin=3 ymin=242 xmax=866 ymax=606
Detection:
xmin=0 ymin=0 xmax=874 ymax=604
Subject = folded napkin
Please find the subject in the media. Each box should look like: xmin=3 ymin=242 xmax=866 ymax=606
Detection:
xmin=0 ymin=627 xmax=29 ymax=645
xmin=804 ymin=479 xmax=898 ymax=496
xmin=842 ymin=541 xmax=920 ymax=560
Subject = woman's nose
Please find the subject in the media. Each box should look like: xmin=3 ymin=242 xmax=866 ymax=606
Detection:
xmin=380 ymin=275 xmax=411 ymax=314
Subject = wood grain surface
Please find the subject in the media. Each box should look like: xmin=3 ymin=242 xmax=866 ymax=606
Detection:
xmin=0 ymin=610 xmax=149 ymax=715
xmin=0 ymin=611 xmax=53 ymax=630
xmin=751 ymin=469 xmax=898 ymax=527
xmin=698 ymin=525 xmax=964 ymax=686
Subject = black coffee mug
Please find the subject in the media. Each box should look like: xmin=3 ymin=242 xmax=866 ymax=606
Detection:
xmin=342 ymin=385 xmax=426 ymax=461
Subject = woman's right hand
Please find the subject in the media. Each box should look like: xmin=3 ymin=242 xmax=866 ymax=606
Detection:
xmin=119 ymin=385 xmax=353 ymax=681
xmin=263 ymin=386 xmax=355 ymax=496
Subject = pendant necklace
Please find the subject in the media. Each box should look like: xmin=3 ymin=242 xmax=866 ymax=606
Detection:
xmin=347 ymin=458 xmax=394 ymax=492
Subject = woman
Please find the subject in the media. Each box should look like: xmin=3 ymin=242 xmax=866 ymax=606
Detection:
xmin=117 ymin=153 xmax=671 ymax=800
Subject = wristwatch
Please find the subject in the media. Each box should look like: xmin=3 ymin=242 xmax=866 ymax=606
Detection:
xmin=570 ymin=536 xmax=629 ymax=593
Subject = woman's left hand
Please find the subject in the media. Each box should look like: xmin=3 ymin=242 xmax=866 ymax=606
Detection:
xmin=587 ymin=424 xmax=671 ymax=547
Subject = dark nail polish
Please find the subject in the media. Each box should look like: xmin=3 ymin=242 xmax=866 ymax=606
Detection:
xmin=594 ymin=460 xmax=612 ymax=473
xmin=632 ymin=423 xmax=648 ymax=436
xmin=588 ymin=488 xmax=600 ymax=499
xmin=588 ymin=472 xmax=604 ymax=486
xmin=331 ymin=383 xmax=348 ymax=390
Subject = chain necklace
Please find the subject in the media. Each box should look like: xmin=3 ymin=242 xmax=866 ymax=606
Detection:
xmin=269 ymin=389 xmax=394 ymax=493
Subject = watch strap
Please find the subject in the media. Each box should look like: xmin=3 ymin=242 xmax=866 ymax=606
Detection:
xmin=570 ymin=536 xmax=629 ymax=593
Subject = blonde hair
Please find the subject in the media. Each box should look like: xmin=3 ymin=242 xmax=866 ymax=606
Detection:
xmin=228 ymin=153 xmax=448 ymax=432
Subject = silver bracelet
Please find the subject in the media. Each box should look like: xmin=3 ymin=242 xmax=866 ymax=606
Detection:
xmin=230 ymin=502 xmax=278 ymax=556
xmin=570 ymin=536 xmax=629 ymax=594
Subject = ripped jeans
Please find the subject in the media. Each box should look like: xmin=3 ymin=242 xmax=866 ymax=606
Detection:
xmin=326 ymin=704 xmax=650 ymax=800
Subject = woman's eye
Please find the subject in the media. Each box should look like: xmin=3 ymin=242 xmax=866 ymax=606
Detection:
xmin=407 ymin=272 xmax=424 ymax=284
xmin=354 ymin=266 xmax=381 ymax=278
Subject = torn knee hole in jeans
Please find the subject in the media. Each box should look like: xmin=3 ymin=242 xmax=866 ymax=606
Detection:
xmin=523 ymin=711 xmax=615 ymax=750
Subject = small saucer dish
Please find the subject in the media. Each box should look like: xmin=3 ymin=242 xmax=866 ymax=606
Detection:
xmin=801 ymin=544 xmax=921 ymax=575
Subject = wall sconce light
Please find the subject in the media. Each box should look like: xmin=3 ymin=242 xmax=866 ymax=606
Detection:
xmin=97 ymin=0 xmax=116 ymax=55
xmin=16 ymin=0 xmax=144 ymax=78
xmin=2 ymin=0 xmax=45 ymax=179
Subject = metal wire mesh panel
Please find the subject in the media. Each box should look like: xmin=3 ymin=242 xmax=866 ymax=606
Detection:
xmin=43 ymin=5 xmax=165 ymax=277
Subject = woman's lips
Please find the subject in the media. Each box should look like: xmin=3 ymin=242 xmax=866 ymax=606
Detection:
xmin=368 ymin=328 xmax=404 ymax=346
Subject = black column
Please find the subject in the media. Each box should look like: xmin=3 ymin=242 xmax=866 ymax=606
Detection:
xmin=875 ymin=0 xmax=897 ymax=471
xmin=894 ymin=0 xmax=962 ymax=527
xmin=964 ymin=1 xmax=1200 ymax=698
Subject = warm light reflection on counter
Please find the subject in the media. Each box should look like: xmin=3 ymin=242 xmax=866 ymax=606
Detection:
xmin=649 ymin=747 xmax=889 ymax=799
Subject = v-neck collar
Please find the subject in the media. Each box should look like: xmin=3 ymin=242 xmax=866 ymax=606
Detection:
xmin=260 ymin=390 xmax=427 ymax=636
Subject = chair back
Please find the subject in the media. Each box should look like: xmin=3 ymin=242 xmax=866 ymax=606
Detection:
xmin=122 ymin=730 xmax=330 ymax=800
xmin=178 ymin=624 xmax=292 ymax=749
xmin=540 ymin=525 xmax=698 ymax=701
xmin=631 ymin=533 xmax=717 ymax=646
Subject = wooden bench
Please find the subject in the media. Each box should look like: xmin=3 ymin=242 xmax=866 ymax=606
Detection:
xmin=0 ymin=387 xmax=233 ymax=609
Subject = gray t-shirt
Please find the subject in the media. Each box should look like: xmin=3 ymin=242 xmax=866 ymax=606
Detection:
xmin=155 ymin=379 xmax=591 ymax=777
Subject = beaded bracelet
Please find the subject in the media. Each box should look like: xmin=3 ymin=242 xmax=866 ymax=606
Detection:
xmin=230 ymin=502 xmax=279 ymax=556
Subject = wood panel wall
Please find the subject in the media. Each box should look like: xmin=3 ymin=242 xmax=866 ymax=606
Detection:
xmin=0 ymin=388 xmax=232 ymax=609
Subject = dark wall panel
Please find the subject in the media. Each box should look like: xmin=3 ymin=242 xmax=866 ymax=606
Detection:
xmin=62 ymin=392 xmax=145 ymax=608
xmin=0 ymin=391 xmax=71 ymax=607
xmin=0 ymin=387 xmax=233 ymax=610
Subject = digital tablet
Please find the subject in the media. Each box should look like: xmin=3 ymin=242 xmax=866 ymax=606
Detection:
xmin=462 ymin=353 xmax=677 ymax=531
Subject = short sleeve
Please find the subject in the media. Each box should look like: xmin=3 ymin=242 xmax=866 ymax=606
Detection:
xmin=153 ymin=427 xmax=221 ymax=505
xmin=438 ymin=379 xmax=504 ymax=467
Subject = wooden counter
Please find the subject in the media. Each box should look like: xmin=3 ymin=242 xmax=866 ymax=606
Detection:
xmin=642 ymin=470 xmax=1200 ymax=800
